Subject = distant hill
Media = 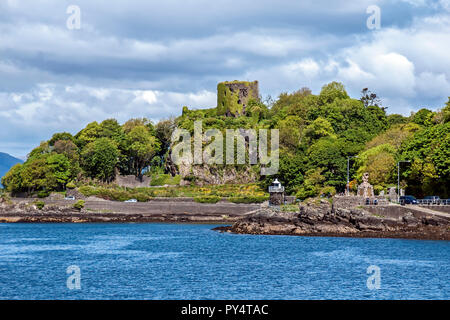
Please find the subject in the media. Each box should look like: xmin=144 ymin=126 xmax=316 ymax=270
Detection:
xmin=0 ymin=152 xmax=23 ymax=187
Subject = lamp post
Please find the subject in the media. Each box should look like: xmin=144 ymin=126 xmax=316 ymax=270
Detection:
xmin=397 ymin=160 xmax=411 ymax=203
xmin=347 ymin=156 xmax=358 ymax=195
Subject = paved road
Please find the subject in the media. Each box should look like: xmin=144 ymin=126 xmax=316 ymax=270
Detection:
xmin=405 ymin=204 xmax=450 ymax=219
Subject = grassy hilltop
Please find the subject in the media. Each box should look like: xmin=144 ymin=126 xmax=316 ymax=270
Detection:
xmin=2 ymin=82 xmax=449 ymax=200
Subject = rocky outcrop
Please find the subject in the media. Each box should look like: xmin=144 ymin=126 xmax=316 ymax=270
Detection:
xmin=0 ymin=199 xmax=260 ymax=223
xmin=178 ymin=163 xmax=258 ymax=186
xmin=0 ymin=201 xmax=78 ymax=220
xmin=221 ymin=200 xmax=450 ymax=240
xmin=114 ymin=174 xmax=151 ymax=188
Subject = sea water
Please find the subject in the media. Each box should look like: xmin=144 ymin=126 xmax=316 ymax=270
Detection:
xmin=0 ymin=223 xmax=448 ymax=299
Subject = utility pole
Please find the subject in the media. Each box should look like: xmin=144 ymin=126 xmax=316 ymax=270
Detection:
xmin=347 ymin=156 xmax=358 ymax=195
xmin=397 ymin=160 xmax=411 ymax=203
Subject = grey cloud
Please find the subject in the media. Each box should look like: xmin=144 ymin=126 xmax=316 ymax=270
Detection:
xmin=0 ymin=0 xmax=449 ymax=157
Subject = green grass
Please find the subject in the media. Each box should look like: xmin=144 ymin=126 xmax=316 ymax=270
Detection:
xmin=34 ymin=200 xmax=45 ymax=210
xmin=73 ymin=200 xmax=85 ymax=211
xmin=228 ymin=195 xmax=269 ymax=204
xmin=78 ymin=183 xmax=268 ymax=203
xmin=149 ymin=174 xmax=181 ymax=186
xmin=280 ymin=204 xmax=299 ymax=212
xmin=194 ymin=195 xmax=221 ymax=203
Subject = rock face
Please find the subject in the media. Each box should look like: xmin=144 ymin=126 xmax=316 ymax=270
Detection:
xmin=226 ymin=200 xmax=450 ymax=240
xmin=0 ymin=201 xmax=78 ymax=218
xmin=114 ymin=174 xmax=151 ymax=188
xmin=177 ymin=162 xmax=258 ymax=186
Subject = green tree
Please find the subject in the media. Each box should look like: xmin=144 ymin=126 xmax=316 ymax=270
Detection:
xmin=126 ymin=126 xmax=161 ymax=180
xmin=411 ymin=108 xmax=433 ymax=126
xmin=123 ymin=118 xmax=155 ymax=135
xmin=53 ymin=140 xmax=81 ymax=178
xmin=20 ymin=157 xmax=55 ymax=194
xmin=387 ymin=114 xmax=408 ymax=127
xmin=443 ymin=97 xmax=450 ymax=123
xmin=356 ymin=144 xmax=397 ymax=188
xmin=278 ymin=116 xmax=304 ymax=149
xmin=75 ymin=121 xmax=101 ymax=148
xmin=99 ymin=119 xmax=125 ymax=143
xmin=155 ymin=117 xmax=177 ymax=160
xmin=1 ymin=163 xmax=23 ymax=193
xmin=48 ymin=132 xmax=74 ymax=146
xmin=28 ymin=142 xmax=51 ymax=160
xmin=399 ymin=122 xmax=450 ymax=197
xmin=271 ymin=87 xmax=312 ymax=115
xmin=365 ymin=123 xmax=420 ymax=150
xmin=246 ymin=99 xmax=269 ymax=121
xmin=306 ymin=137 xmax=347 ymax=190
xmin=303 ymin=117 xmax=336 ymax=143
xmin=46 ymin=154 xmax=72 ymax=188
xmin=81 ymin=138 xmax=119 ymax=181
xmin=296 ymin=168 xmax=326 ymax=199
xmin=319 ymin=82 xmax=349 ymax=104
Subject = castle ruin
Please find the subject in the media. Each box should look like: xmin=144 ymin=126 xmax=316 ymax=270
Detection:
xmin=217 ymin=80 xmax=259 ymax=117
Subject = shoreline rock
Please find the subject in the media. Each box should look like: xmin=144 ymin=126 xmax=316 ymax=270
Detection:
xmin=215 ymin=200 xmax=450 ymax=241
xmin=0 ymin=200 xmax=254 ymax=224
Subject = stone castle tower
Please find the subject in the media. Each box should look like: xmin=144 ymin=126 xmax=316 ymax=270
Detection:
xmin=216 ymin=80 xmax=259 ymax=117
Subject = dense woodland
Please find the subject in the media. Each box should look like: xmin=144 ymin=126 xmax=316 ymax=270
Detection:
xmin=2 ymin=82 xmax=449 ymax=199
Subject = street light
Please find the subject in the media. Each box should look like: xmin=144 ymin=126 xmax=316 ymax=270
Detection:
xmin=347 ymin=156 xmax=358 ymax=195
xmin=397 ymin=160 xmax=411 ymax=203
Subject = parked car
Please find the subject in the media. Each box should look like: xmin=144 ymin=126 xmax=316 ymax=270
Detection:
xmin=64 ymin=196 xmax=75 ymax=200
xmin=124 ymin=199 xmax=137 ymax=203
xmin=399 ymin=195 xmax=418 ymax=205
xmin=424 ymin=196 xmax=441 ymax=205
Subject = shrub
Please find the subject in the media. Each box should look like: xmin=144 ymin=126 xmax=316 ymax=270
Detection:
xmin=171 ymin=175 xmax=181 ymax=185
xmin=135 ymin=193 xmax=151 ymax=202
xmin=150 ymin=174 xmax=167 ymax=186
xmin=79 ymin=186 xmax=99 ymax=197
xmin=228 ymin=195 xmax=269 ymax=204
xmin=66 ymin=181 xmax=76 ymax=189
xmin=281 ymin=204 xmax=299 ymax=212
xmin=0 ymin=190 xmax=10 ymax=204
xmin=35 ymin=200 xmax=45 ymax=210
xmin=37 ymin=190 xmax=50 ymax=198
xmin=374 ymin=185 xmax=384 ymax=196
xmin=194 ymin=195 xmax=221 ymax=203
xmin=73 ymin=200 xmax=85 ymax=211
xmin=320 ymin=186 xmax=336 ymax=198
xmin=150 ymin=174 xmax=181 ymax=186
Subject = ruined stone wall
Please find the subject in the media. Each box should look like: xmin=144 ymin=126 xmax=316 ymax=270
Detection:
xmin=333 ymin=195 xmax=389 ymax=209
xmin=217 ymin=81 xmax=259 ymax=117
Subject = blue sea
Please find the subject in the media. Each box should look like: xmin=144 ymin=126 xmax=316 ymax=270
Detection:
xmin=0 ymin=223 xmax=448 ymax=300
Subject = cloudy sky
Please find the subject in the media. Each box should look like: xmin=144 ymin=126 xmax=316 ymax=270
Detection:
xmin=1 ymin=0 xmax=450 ymax=158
